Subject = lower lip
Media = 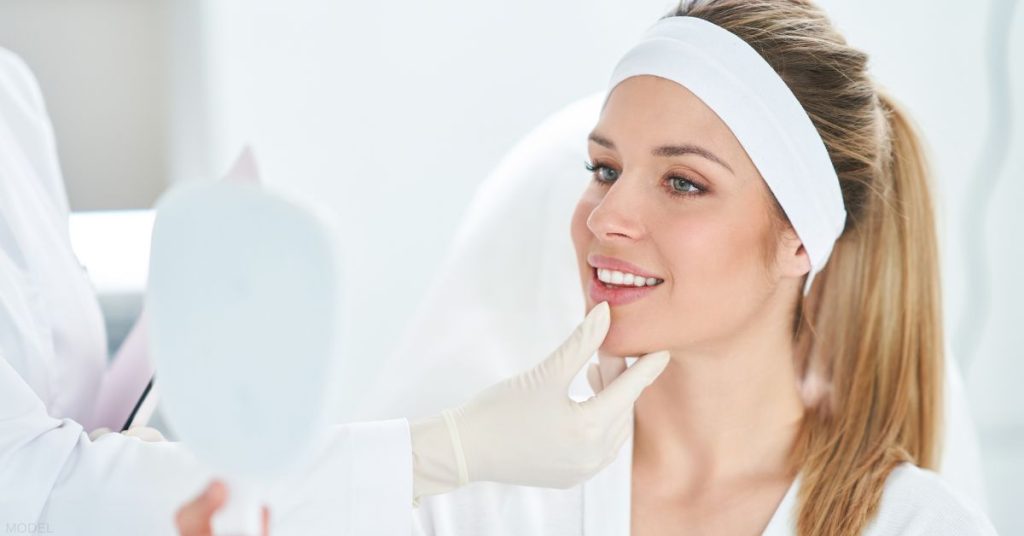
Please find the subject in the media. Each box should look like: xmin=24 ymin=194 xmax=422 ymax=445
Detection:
xmin=588 ymin=269 xmax=662 ymax=306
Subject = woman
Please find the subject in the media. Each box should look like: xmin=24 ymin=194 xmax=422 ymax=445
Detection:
xmin=410 ymin=1 xmax=996 ymax=534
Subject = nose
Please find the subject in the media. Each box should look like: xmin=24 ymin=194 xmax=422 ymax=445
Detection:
xmin=586 ymin=178 xmax=647 ymax=242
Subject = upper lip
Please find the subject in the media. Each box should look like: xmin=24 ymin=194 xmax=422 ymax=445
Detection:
xmin=587 ymin=254 xmax=663 ymax=280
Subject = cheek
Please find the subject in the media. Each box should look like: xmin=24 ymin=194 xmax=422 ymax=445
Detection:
xmin=572 ymin=183 xmax=604 ymax=231
xmin=666 ymin=217 xmax=762 ymax=285
xmin=570 ymin=196 xmax=596 ymax=257
xmin=571 ymin=197 xmax=597 ymax=291
xmin=659 ymin=213 xmax=774 ymax=338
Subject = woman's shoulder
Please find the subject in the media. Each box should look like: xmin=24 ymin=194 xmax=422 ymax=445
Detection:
xmin=866 ymin=462 xmax=998 ymax=535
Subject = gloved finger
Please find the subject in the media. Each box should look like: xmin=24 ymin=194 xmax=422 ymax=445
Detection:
xmin=597 ymin=350 xmax=628 ymax=390
xmin=583 ymin=350 xmax=670 ymax=418
xmin=88 ymin=427 xmax=112 ymax=441
xmin=586 ymin=362 xmax=604 ymax=394
xmin=123 ymin=426 xmax=166 ymax=442
xmin=542 ymin=301 xmax=610 ymax=384
xmin=175 ymin=480 xmax=228 ymax=536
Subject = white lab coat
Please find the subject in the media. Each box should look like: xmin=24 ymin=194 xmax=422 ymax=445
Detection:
xmin=412 ymin=404 xmax=998 ymax=536
xmin=0 ymin=48 xmax=413 ymax=535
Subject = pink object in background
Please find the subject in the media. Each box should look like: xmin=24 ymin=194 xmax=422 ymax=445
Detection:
xmin=222 ymin=146 xmax=260 ymax=184
xmin=86 ymin=146 xmax=261 ymax=431
xmin=87 ymin=309 xmax=156 ymax=431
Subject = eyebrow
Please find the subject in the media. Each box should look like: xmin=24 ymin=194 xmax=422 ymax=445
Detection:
xmin=588 ymin=132 xmax=734 ymax=174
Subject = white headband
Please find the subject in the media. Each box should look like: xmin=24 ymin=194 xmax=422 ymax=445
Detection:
xmin=606 ymin=16 xmax=847 ymax=296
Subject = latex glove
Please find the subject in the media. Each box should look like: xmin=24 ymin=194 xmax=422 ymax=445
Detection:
xmin=586 ymin=350 xmax=630 ymax=395
xmin=176 ymin=480 xmax=269 ymax=536
xmin=88 ymin=426 xmax=167 ymax=442
xmin=410 ymin=301 xmax=670 ymax=502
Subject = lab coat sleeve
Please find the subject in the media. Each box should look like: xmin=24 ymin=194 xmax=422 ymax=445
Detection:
xmin=268 ymin=418 xmax=414 ymax=535
xmin=0 ymin=355 xmax=414 ymax=535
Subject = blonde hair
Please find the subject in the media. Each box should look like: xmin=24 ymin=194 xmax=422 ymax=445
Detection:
xmin=671 ymin=1 xmax=944 ymax=534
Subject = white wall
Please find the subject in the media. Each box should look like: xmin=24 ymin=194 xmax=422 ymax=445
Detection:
xmin=0 ymin=0 xmax=169 ymax=210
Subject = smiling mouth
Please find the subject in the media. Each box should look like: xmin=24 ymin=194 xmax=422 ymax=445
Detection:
xmin=593 ymin=267 xmax=665 ymax=288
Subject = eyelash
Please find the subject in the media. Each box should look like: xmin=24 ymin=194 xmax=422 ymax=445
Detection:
xmin=583 ymin=159 xmax=707 ymax=198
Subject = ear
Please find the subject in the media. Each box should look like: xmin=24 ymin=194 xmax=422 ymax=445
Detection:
xmin=780 ymin=227 xmax=811 ymax=279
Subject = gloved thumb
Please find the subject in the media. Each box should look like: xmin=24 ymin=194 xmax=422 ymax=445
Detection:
xmin=583 ymin=350 xmax=670 ymax=417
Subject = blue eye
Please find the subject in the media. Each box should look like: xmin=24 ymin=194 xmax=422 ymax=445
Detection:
xmin=669 ymin=176 xmax=703 ymax=195
xmin=584 ymin=160 xmax=708 ymax=198
xmin=584 ymin=160 xmax=619 ymax=183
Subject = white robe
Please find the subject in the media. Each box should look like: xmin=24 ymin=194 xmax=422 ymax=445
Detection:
xmin=412 ymin=429 xmax=997 ymax=536
xmin=0 ymin=47 xmax=413 ymax=535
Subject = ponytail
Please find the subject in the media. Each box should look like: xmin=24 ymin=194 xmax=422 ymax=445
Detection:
xmin=792 ymin=89 xmax=944 ymax=535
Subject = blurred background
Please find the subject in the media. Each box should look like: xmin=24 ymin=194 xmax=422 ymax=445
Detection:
xmin=0 ymin=0 xmax=1019 ymax=532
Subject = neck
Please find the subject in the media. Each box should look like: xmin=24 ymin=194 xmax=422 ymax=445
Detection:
xmin=629 ymin=309 xmax=804 ymax=492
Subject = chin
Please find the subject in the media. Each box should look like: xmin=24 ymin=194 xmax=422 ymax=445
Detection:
xmin=599 ymin=326 xmax=657 ymax=358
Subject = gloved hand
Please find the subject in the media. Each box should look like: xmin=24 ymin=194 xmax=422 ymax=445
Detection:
xmin=409 ymin=301 xmax=669 ymax=503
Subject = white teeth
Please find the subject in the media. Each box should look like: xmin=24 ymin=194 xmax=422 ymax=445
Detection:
xmin=595 ymin=268 xmax=662 ymax=287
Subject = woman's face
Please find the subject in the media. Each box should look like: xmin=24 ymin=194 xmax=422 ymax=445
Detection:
xmin=570 ymin=75 xmax=807 ymax=357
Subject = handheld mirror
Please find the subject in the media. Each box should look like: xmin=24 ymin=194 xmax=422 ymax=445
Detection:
xmin=147 ymin=180 xmax=343 ymax=534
